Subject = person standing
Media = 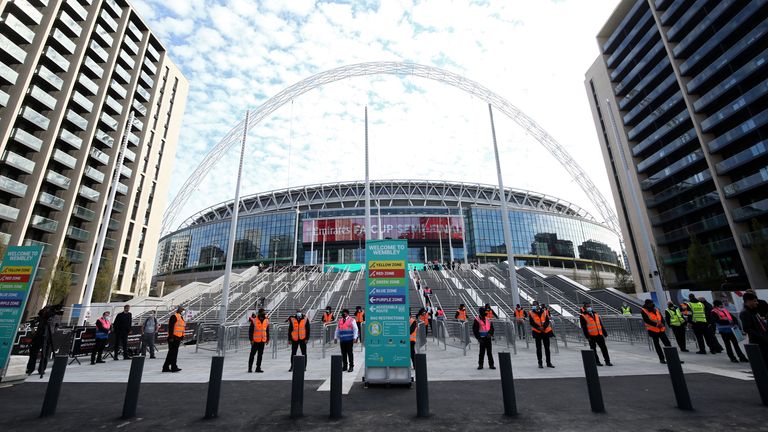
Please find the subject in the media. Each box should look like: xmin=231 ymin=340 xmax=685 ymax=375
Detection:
xmin=580 ymin=302 xmax=612 ymax=366
xmin=484 ymin=303 xmax=498 ymax=321
xmin=702 ymin=297 xmax=724 ymax=353
xmin=688 ymin=295 xmax=719 ymax=354
xmin=665 ymin=302 xmax=689 ymax=352
xmin=248 ymin=309 xmax=269 ymax=373
xmin=740 ymin=292 xmax=768 ymax=369
xmin=641 ymin=299 xmax=681 ymax=364
xmin=90 ymin=311 xmax=111 ymax=365
xmin=113 ymin=305 xmax=133 ymax=360
xmin=162 ymin=306 xmax=185 ymax=373
xmin=288 ymin=309 xmax=310 ymax=372
xmin=621 ymin=303 xmax=632 ymax=316
xmin=334 ymin=309 xmax=358 ymax=372
xmin=322 ymin=306 xmax=335 ymax=324
xmin=529 ymin=301 xmax=554 ymax=368
xmin=140 ymin=310 xmax=159 ymax=358
xmin=711 ymin=300 xmax=748 ymax=363
xmin=354 ymin=306 xmax=365 ymax=342
xmin=409 ymin=312 xmax=418 ymax=368
xmin=26 ymin=304 xmax=60 ymax=375
xmin=514 ymin=304 xmax=527 ymax=339
xmin=418 ymin=307 xmax=429 ymax=334
xmin=473 ymin=307 xmax=495 ymax=370
xmin=455 ymin=304 xmax=468 ymax=322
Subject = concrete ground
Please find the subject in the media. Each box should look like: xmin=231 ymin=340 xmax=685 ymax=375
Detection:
xmin=1 ymin=337 xmax=764 ymax=431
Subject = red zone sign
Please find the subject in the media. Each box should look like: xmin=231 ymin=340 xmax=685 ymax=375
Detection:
xmin=368 ymin=269 xmax=405 ymax=278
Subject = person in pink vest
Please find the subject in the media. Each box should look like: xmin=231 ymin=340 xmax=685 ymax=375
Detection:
xmin=91 ymin=311 xmax=111 ymax=365
xmin=472 ymin=307 xmax=495 ymax=370
xmin=711 ymin=300 xmax=748 ymax=363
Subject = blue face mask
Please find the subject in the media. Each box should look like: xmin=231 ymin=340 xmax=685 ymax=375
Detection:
xmin=587 ymin=307 xmax=593 ymax=313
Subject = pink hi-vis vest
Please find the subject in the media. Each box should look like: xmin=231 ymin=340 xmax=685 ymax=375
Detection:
xmin=475 ymin=317 xmax=490 ymax=337
xmin=97 ymin=317 xmax=111 ymax=329
xmin=713 ymin=307 xmax=733 ymax=322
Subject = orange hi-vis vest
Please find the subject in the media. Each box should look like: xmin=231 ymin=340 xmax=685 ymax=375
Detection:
xmin=456 ymin=309 xmax=467 ymax=321
xmin=322 ymin=312 xmax=334 ymax=323
xmin=420 ymin=313 xmax=429 ymax=326
xmin=530 ymin=310 xmax=552 ymax=334
xmin=582 ymin=312 xmax=603 ymax=336
xmin=409 ymin=318 xmax=417 ymax=342
xmin=514 ymin=309 xmax=525 ymax=320
xmin=355 ymin=311 xmax=365 ymax=323
xmin=290 ymin=317 xmax=307 ymax=341
xmin=172 ymin=313 xmax=186 ymax=338
xmin=642 ymin=308 xmax=666 ymax=333
xmin=250 ymin=317 xmax=269 ymax=342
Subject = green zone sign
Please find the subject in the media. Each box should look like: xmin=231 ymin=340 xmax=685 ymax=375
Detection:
xmin=1 ymin=246 xmax=43 ymax=376
xmin=365 ymin=240 xmax=410 ymax=367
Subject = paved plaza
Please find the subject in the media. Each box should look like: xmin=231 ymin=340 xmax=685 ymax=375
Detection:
xmin=1 ymin=337 xmax=764 ymax=431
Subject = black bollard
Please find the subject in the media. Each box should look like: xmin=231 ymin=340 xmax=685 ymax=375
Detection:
xmin=40 ymin=356 xmax=68 ymax=417
xmin=662 ymin=347 xmax=692 ymax=410
xmin=745 ymin=344 xmax=768 ymax=406
xmin=204 ymin=356 xmax=225 ymax=419
xmin=580 ymin=350 xmax=605 ymax=413
xmin=330 ymin=355 xmax=342 ymax=418
xmin=415 ymin=353 xmax=429 ymax=417
xmin=121 ymin=356 xmax=146 ymax=419
xmin=498 ymin=352 xmax=517 ymax=416
xmin=290 ymin=355 xmax=305 ymax=419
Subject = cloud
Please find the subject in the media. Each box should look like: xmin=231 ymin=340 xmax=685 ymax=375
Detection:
xmin=133 ymin=0 xmax=621 ymax=230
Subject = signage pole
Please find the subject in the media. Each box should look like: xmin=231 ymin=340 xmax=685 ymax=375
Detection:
xmin=292 ymin=207 xmax=299 ymax=266
xmin=364 ymin=106 xmax=372 ymax=247
xmin=488 ymin=104 xmax=521 ymax=307
xmin=447 ymin=215 xmax=454 ymax=264
xmin=459 ymin=201 xmax=469 ymax=266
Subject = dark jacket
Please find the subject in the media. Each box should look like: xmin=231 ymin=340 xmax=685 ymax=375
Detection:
xmin=579 ymin=312 xmax=607 ymax=338
xmin=248 ymin=316 xmax=270 ymax=343
xmin=168 ymin=314 xmax=183 ymax=341
xmin=287 ymin=316 xmax=310 ymax=342
xmin=113 ymin=311 xmax=132 ymax=334
xmin=410 ymin=319 xmax=419 ymax=337
xmin=472 ymin=316 xmax=495 ymax=340
xmin=740 ymin=308 xmax=768 ymax=345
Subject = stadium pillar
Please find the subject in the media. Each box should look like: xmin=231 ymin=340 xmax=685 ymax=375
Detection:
xmin=364 ymin=106 xmax=372 ymax=246
xmin=488 ymin=104 xmax=521 ymax=308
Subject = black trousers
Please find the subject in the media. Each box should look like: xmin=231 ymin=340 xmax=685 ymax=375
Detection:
xmin=588 ymin=335 xmax=610 ymax=363
xmin=290 ymin=340 xmax=307 ymax=369
xmin=340 ymin=341 xmax=354 ymax=368
xmin=91 ymin=338 xmax=107 ymax=363
xmin=671 ymin=325 xmax=687 ymax=351
xmin=478 ymin=337 xmax=494 ymax=367
xmin=249 ymin=342 xmax=265 ymax=370
xmin=648 ymin=331 xmax=671 ymax=361
xmin=26 ymin=335 xmax=43 ymax=373
xmin=410 ymin=341 xmax=416 ymax=367
xmin=719 ymin=332 xmax=746 ymax=360
xmin=534 ymin=334 xmax=551 ymax=364
xmin=692 ymin=322 xmax=719 ymax=352
xmin=163 ymin=337 xmax=181 ymax=370
xmin=114 ymin=332 xmax=129 ymax=359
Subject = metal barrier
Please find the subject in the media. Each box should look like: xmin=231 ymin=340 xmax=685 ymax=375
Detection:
xmin=271 ymin=324 xmax=290 ymax=359
xmin=415 ymin=322 xmax=428 ymax=353
xmin=322 ymin=323 xmax=337 ymax=358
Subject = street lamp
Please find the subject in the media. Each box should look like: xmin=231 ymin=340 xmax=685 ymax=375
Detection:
xmin=272 ymin=237 xmax=281 ymax=270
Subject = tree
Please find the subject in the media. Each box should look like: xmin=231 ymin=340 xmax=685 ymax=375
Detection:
xmin=686 ymin=234 xmax=721 ymax=291
xmin=42 ymin=254 xmax=72 ymax=305
xmin=751 ymin=219 xmax=768 ymax=274
xmin=92 ymin=252 xmax=115 ymax=303
xmin=613 ymin=269 xmax=634 ymax=293
xmin=0 ymin=241 xmax=6 ymax=265
xmin=589 ymin=261 xmax=605 ymax=289
xmin=134 ymin=262 xmax=149 ymax=297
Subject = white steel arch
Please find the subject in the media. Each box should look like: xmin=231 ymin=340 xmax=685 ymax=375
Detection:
xmin=162 ymin=61 xmax=620 ymax=235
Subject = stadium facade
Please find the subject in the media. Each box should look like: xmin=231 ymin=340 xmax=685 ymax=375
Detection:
xmin=155 ymin=180 xmax=624 ymax=282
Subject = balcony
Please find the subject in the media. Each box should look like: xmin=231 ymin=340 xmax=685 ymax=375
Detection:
xmin=140 ymin=71 xmax=154 ymax=88
xmin=128 ymin=21 xmax=142 ymax=40
xmin=11 ymin=128 xmax=43 ymax=151
xmin=123 ymin=36 xmax=139 ymax=54
xmin=1 ymin=62 xmax=19 ymax=85
xmin=146 ymin=44 xmax=160 ymax=61
xmin=656 ymin=214 xmax=729 ymax=246
xmin=12 ymin=0 xmax=44 ymax=25
xmin=651 ymin=191 xmax=720 ymax=226
xmin=38 ymin=191 xmax=65 ymax=210
xmin=78 ymin=184 xmax=100 ymax=201
xmin=94 ymin=129 xmax=113 ymax=147
xmin=724 ymin=168 xmax=768 ymax=198
xmin=42 ymin=46 xmax=70 ymax=72
xmin=120 ymin=165 xmax=132 ymax=178
xmin=51 ymin=28 xmax=76 ymax=54
xmin=112 ymin=200 xmax=126 ymax=213
xmin=66 ymin=226 xmax=90 ymax=242
xmin=65 ymin=0 xmax=88 ymax=20
xmin=71 ymin=90 xmax=93 ymax=112
xmin=1 ymin=150 xmax=35 ymax=174
xmin=77 ymin=73 xmax=98 ymax=95
xmin=93 ymin=24 xmax=113 ymax=47
xmin=0 ymin=175 xmax=28 ymax=197
xmin=104 ymin=237 xmax=117 ymax=250
xmin=72 ymin=204 xmax=95 ymax=221
xmin=3 ymin=12 xmax=35 ymax=44
xmin=0 ymin=34 xmax=28 ymax=64
xmin=116 ymin=182 xmax=128 ymax=195
xmin=52 ymin=149 xmax=77 ymax=169
xmin=142 ymin=58 xmax=157 ymax=75
xmin=136 ymin=86 xmax=150 ymax=101
xmin=104 ymin=0 xmax=123 ymax=17
xmin=36 ymin=65 xmax=63 ymax=91
xmin=59 ymin=128 xmax=82 ymax=150
xmin=64 ymin=248 xmax=84 ymax=263
xmin=28 ymin=85 xmax=57 ymax=110
xmin=65 ymin=109 xmax=88 ymax=130
xmin=108 ymin=218 xmax=120 ymax=231
xmin=0 ymin=203 xmax=20 ymax=222
xmin=113 ymin=64 xmax=131 ymax=83
xmin=118 ymin=50 xmax=135 ymax=68
xmin=90 ymin=147 xmax=109 ymax=165
xmin=742 ymin=228 xmax=768 ymax=248
xmin=102 ymin=96 xmax=122 ymax=116
xmin=110 ymin=80 xmax=127 ymax=99
xmin=23 ymin=239 xmax=51 ymax=255
xmin=100 ymin=112 xmax=118 ymax=131
xmin=45 ymin=170 xmax=71 ymax=189
xmin=99 ymin=9 xmax=118 ymax=31
xmin=57 ymin=10 xmax=82 ymax=37
xmin=19 ymin=106 xmax=50 ymax=130
xmin=30 ymin=215 xmax=58 ymax=233
xmin=123 ymin=147 xmax=135 ymax=162
xmin=89 ymin=40 xmax=109 ymax=63
xmin=708 ymin=108 xmax=768 ymax=153
xmin=132 ymin=99 xmax=147 ymax=116
xmin=0 ymin=89 xmax=8 ymax=107
xmin=127 ymin=133 xmax=139 ymax=145
xmin=661 ymin=237 xmax=737 ymax=265
xmin=84 ymin=165 xmax=105 ymax=183
xmin=717 ymin=140 xmax=768 ymax=175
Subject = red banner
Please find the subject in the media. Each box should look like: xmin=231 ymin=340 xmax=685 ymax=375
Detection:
xmin=303 ymin=216 xmax=464 ymax=243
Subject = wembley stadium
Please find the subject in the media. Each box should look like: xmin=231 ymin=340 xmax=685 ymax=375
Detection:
xmin=154 ymin=180 xmax=624 ymax=288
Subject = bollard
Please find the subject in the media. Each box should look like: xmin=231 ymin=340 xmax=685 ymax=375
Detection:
xmin=415 ymin=353 xmax=429 ymax=417
xmin=330 ymin=355 xmax=342 ymax=418
xmin=204 ymin=356 xmax=225 ymax=419
xmin=121 ymin=356 xmax=145 ymax=419
xmin=290 ymin=355 xmax=305 ymax=418
xmin=40 ymin=356 xmax=68 ymax=417
xmin=745 ymin=344 xmax=768 ymax=406
xmin=498 ymin=352 xmax=517 ymax=416
xmin=662 ymin=347 xmax=693 ymax=410
xmin=580 ymin=350 xmax=605 ymax=413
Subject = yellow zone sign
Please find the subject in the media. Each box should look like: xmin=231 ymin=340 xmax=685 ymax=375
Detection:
xmin=1 ymin=266 xmax=32 ymax=275
xmin=368 ymin=260 xmax=405 ymax=270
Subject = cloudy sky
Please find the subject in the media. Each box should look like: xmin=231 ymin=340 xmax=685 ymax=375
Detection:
xmin=130 ymin=0 xmax=621 ymax=230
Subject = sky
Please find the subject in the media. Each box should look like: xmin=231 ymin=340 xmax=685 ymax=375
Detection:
xmin=129 ymin=0 xmax=621 ymax=230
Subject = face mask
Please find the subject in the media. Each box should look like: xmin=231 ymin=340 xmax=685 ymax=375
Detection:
xmin=587 ymin=307 xmax=593 ymax=313
xmin=296 ymin=313 xmax=303 ymax=318
xmin=326 ymin=309 xmax=331 ymax=313
xmin=342 ymin=313 xmax=348 ymax=318
xmin=533 ymin=306 xmax=539 ymax=311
